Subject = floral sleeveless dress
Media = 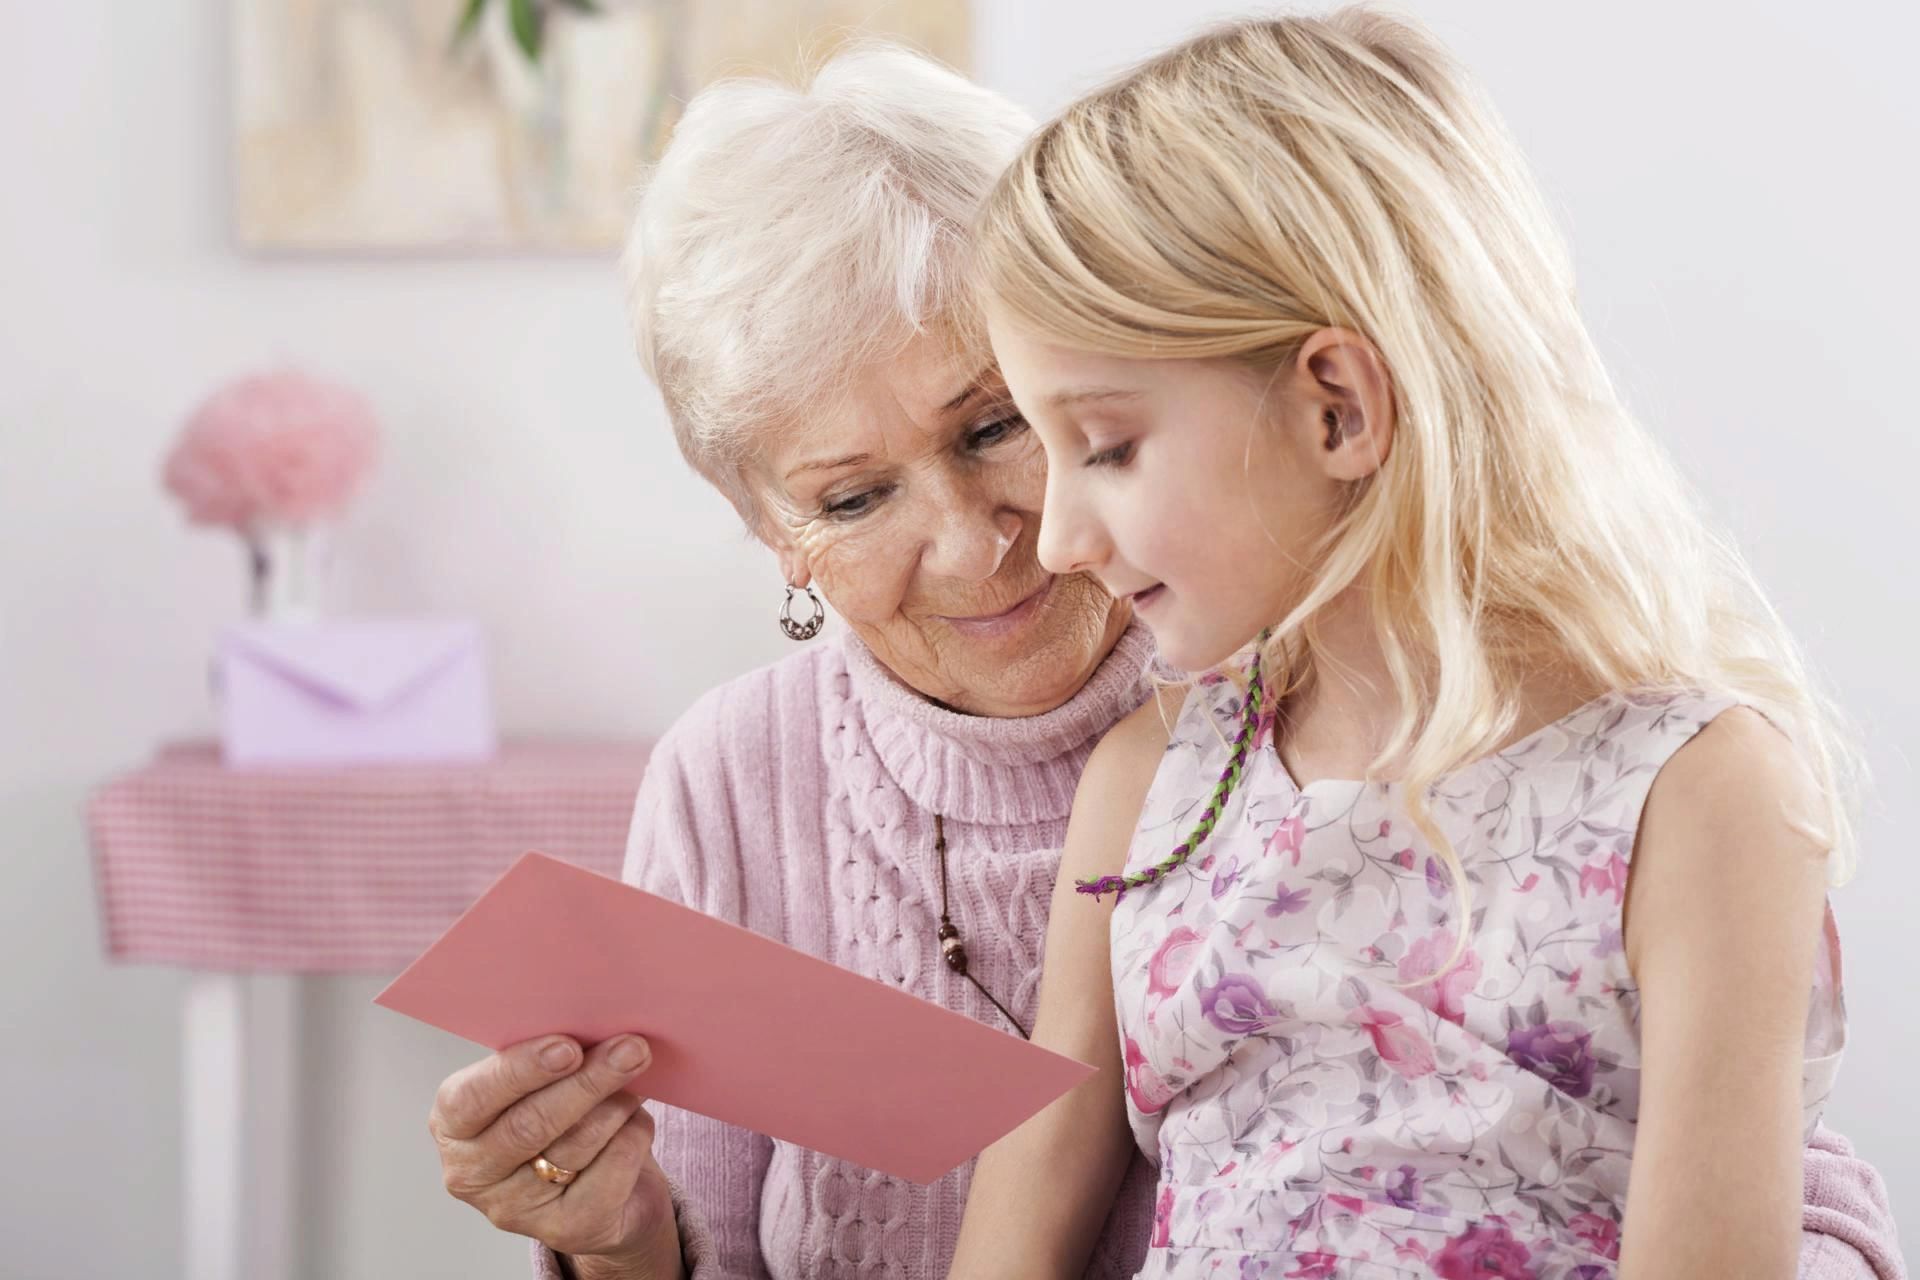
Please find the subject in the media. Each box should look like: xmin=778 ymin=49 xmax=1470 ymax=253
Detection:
xmin=1112 ymin=680 xmax=1846 ymax=1279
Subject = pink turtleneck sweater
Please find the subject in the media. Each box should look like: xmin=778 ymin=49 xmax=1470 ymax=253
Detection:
xmin=531 ymin=625 xmax=1904 ymax=1280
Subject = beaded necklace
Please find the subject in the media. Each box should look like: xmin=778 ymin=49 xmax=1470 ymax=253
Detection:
xmin=933 ymin=814 xmax=1030 ymax=1039
xmin=1074 ymin=638 xmax=1267 ymax=903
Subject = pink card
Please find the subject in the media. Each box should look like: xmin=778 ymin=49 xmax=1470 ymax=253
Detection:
xmin=373 ymin=852 xmax=1094 ymax=1183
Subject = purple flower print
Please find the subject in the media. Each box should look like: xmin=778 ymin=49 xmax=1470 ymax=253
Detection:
xmin=1506 ymin=1020 xmax=1596 ymax=1098
xmin=1431 ymin=1221 xmax=1538 ymax=1279
xmin=1266 ymin=883 xmax=1312 ymax=917
xmin=1385 ymin=1163 xmax=1422 ymax=1209
xmin=1424 ymin=856 xmax=1449 ymax=900
xmin=1212 ymin=852 xmax=1245 ymax=899
xmin=1198 ymin=973 xmax=1281 ymax=1035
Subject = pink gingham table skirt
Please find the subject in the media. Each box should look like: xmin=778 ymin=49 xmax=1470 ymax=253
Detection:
xmin=87 ymin=738 xmax=654 ymax=973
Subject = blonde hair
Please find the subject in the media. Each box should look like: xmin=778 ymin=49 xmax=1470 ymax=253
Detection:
xmin=976 ymin=6 xmax=1863 ymax=944
xmin=622 ymin=42 xmax=1032 ymax=534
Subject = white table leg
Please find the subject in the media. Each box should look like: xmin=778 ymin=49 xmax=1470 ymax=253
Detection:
xmin=247 ymin=975 xmax=299 ymax=1280
xmin=185 ymin=972 xmax=245 ymax=1280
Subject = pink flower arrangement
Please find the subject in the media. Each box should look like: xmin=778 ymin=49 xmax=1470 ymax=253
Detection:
xmin=164 ymin=369 xmax=379 ymax=532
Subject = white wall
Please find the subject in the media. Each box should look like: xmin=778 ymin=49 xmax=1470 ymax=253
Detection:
xmin=2 ymin=1 xmax=1911 ymax=1275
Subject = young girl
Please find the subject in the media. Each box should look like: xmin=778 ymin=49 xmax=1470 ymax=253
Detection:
xmin=949 ymin=9 xmax=1855 ymax=1279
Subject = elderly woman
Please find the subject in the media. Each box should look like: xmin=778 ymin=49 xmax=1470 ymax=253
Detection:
xmin=424 ymin=46 xmax=1905 ymax=1280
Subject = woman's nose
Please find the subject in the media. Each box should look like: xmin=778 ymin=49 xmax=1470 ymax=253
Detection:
xmin=920 ymin=493 xmax=1020 ymax=583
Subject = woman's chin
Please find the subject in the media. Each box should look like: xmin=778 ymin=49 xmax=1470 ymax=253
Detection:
xmin=945 ymin=587 xmax=1128 ymax=716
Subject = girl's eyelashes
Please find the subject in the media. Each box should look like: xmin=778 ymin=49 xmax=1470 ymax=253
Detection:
xmin=1085 ymin=440 xmax=1136 ymax=469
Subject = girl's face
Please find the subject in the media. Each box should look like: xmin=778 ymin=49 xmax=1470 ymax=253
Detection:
xmin=988 ymin=316 xmax=1397 ymax=673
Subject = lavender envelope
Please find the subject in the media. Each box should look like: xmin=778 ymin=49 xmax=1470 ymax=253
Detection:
xmin=373 ymin=853 xmax=1096 ymax=1184
xmin=217 ymin=619 xmax=496 ymax=768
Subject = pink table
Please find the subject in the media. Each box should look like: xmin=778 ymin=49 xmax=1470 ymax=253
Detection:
xmin=87 ymin=738 xmax=654 ymax=1280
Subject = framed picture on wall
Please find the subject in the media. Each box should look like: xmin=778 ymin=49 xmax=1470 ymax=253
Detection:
xmin=231 ymin=0 xmax=971 ymax=253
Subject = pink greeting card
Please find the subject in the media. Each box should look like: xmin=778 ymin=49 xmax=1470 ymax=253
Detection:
xmin=373 ymin=852 xmax=1094 ymax=1183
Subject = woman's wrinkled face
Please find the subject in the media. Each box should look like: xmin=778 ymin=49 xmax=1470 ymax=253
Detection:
xmin=988 ymin=314 xmax=1394 ymax=674
xmin=759 ymin=331 xmax=1130 ymax=717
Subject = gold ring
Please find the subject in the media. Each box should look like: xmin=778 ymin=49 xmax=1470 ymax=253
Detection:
xmin=531 ymin=1155 xmax=578 ymax=1186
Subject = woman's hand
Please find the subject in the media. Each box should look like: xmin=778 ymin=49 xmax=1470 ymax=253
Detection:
xmin=429 ymin=1033 xmax=686 ymax=1280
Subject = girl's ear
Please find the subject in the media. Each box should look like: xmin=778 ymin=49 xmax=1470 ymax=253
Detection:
xmin=1288 ymin=327 xmax=1397 ymax=482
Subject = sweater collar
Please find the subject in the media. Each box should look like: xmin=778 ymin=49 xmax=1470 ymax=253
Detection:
xmin=839 ymin=622 xmax=1157 ymax=825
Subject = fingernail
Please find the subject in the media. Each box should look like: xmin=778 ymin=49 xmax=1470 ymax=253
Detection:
xmin=608 ymin=1037 xmax=647 ymax=1073
xmin=540 ymin=1040 xmax=577 ymax=1071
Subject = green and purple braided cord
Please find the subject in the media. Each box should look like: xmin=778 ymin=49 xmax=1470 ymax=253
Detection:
xmin=1076 ymin=637 xmax=1267 ymax=903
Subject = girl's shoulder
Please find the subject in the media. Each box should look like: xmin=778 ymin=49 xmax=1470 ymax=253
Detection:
xmin=1083 ymin=678 xmax=1194 ymax=788
xmin=1537 ymin=683 xmax=1779 ymax=799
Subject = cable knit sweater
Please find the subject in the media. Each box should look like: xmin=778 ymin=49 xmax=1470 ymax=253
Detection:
xmin=531 ymin=624 xmax=1904 ymax=1280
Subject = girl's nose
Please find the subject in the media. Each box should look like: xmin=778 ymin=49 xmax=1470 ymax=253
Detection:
xmin=1037 ymin=474 xmax=1105 ymax=577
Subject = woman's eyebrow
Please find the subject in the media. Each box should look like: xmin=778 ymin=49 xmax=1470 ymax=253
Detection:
xmin=941 ymin=368 xmax=997 ymax=412
xmin=785 ymin=452 xmax=872 ymax=480
xmin=786 ymin=371 xmax=1005 ymax=480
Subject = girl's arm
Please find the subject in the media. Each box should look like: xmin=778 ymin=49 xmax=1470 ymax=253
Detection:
xmin=1619 ymin=707 xmax=1834 ymax=1280
xmin=948 ymin=686 xmax=1186 ymax=1279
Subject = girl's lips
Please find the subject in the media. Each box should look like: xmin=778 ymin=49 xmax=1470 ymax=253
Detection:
xmin=1131 ymin=584 xmax=1167 ymax=610
xmin=939 ymin=578 xmax=1054 ymax=639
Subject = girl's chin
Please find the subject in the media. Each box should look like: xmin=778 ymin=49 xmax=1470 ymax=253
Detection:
xmin=1140 ymin=615 xmax=1258 ymax=675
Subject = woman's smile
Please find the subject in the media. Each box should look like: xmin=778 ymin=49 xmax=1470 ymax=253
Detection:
xmin=934 ymin=575 xmax=1055 ymax=641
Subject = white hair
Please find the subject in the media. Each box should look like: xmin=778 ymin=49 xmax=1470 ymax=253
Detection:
xmin=622 ymin=43 xmax=1034 ymax=531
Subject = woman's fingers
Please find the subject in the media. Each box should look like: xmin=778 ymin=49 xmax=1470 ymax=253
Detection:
xmin=538 ymin=1091 xmax=645 ymax=1185
xmin=435 ymin=1034 xmax=652 ymax=1198
xmin=486 ymin=1035 xmax=652 ymax=1166
xmin=521 ymin=1107 xmax=673 ymax=1258
xmin=432 ymin=1034 xmax=585 ymax=1144
xmin=466 ymin=1091 xmax=647 ymax=1233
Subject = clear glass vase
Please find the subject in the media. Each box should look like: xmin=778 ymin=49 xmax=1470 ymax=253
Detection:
xmin=246 ymin=522 xmax=330 ymax=622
